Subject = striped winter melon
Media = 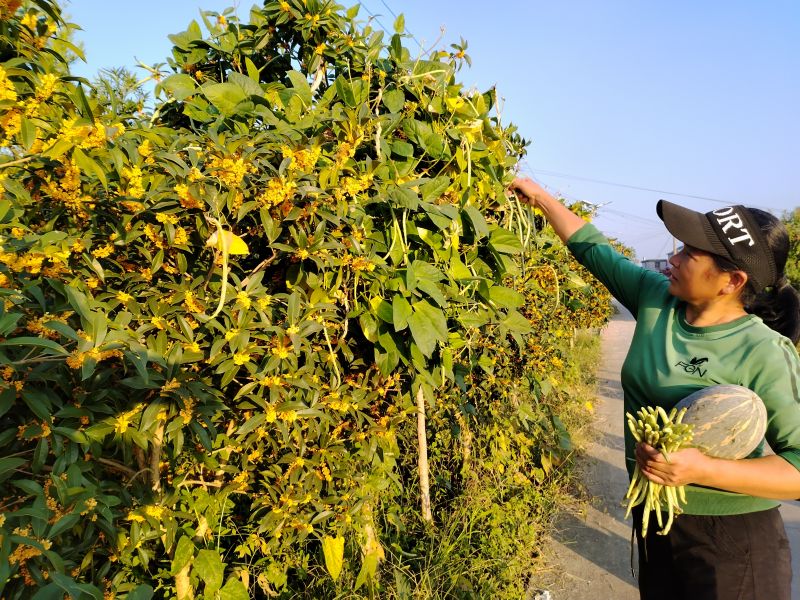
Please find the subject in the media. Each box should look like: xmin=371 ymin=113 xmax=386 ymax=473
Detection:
xmin=674 ymin=384 xmax=767 ymax=460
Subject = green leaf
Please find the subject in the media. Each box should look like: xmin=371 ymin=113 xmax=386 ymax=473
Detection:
xmin=20 ymin=116 xmax=36 ymax=150
xmin=286 ymin=70 xmax=313 ymax=106
xmin=392 ymin=296 xmax=412 ymax=331
xmin=321 ymin=535 xmax=345 ymax=581
xmin=464 ymin=206 xmax=489 ymax=240
xmin=195 ymin=549 xmax=225 ymax=593
xmin=388 ymin=185 xmax=419 ymax=210
xmin=419 ymin=176 xmax=451 ymax=203
xmin=407 ymin=300 xmax=447 ymax=357
xmin=489 ymin=227 xmax=523 ymax=254
xmin=334 ymin=75 xmax=367 ymax=108
xmin=383 ymin=89 xmax=405 ymax=113
xmin=126 ymin=585 xmax=154 ymax=600
xmin=201 ymin=82 xmax=248 ymax=116
xmin=488 ymin=285 xmax=525 ymax=309
xmin=359 ymin=312 xmax=378 ymax=343
xmin=501 ymin=309 xmax=533 ymax=333
xmin=218 ymin=578 xmax=249 ymax=600
xmin=391 ymin=140 xmax=414 ymax=158
xmin=245 ymin=57 xmax=260 ymax=81
xmin=0 ymin=336 xmax=68 ymax=355
xmin=0 ymin=457 xmax=26 ymax=478
xmin=393 ymin=14 xmax=405 ymax=34
xmin=48 ymin=513 xmax=80 ymax=539
xmin=170 ymin=535 xmax=195 ymax=575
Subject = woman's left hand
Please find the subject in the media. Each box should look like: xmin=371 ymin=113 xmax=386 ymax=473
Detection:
xmin=635 ymin=442 xmax=713 ymax=486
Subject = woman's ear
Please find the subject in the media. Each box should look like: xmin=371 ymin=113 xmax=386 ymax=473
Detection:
xmin=722 ymin=270 xmax=748 ymax=296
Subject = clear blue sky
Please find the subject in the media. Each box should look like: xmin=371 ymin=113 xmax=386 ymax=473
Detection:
xmin=65 ymin=0 xmax=800 ymax=260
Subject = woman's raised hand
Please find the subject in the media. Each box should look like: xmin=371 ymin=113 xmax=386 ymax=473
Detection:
xmin=509 ymin=177 xmax=555 ymax=208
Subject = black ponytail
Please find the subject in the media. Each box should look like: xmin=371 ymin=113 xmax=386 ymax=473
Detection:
xmin=714 ymin=209 xmax=800 ymax=344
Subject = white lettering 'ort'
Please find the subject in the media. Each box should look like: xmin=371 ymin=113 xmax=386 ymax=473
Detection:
xmin=712 ymin=207 xmax=755 ymax=247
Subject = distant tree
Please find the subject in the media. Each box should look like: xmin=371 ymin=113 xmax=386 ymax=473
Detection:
xmin=90 ymin=66 xmax=149 ymax=119
xmin=783 ymin=208 xmax=800 ymax=289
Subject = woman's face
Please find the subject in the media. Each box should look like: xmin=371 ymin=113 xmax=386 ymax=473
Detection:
xmin=666 ymin=245 xmax=733 ymax=303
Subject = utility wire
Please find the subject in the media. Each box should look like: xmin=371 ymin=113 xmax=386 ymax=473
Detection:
xmin=357 ymin=2 xmax=392 ymax=40
xmin=376 ymin=0 xmax=423 ymax=49
xmin=530 ymin=168 xmax=778 ymax=212
xmin=359 ymin=1 xmax=423 ymax=49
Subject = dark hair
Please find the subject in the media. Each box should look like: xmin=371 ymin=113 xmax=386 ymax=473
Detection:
xmin=712 ymin=208 xmax=800 ymax=344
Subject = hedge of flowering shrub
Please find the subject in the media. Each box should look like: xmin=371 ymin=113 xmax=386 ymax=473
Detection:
xmin=0 ymin=1 xmax=611 ymax=597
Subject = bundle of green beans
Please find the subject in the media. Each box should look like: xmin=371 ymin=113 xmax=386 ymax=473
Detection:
xmin=624 ymin=406 xmax=694 ymax=537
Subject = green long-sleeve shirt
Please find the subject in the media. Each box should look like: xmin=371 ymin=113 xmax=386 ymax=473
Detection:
xmin=568 ymin=223 xmax=800 ymax=515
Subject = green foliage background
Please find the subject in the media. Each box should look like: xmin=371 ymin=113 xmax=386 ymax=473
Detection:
xmin=0 ymin=1 xmax=612 ymax=598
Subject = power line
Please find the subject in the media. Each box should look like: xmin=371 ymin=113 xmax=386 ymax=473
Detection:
xmin=375 ymin=0 xmax=423 ymax=49
xmin=357 ymin=2 xmax=392 ymax=40
xmin=359 ymin=1 xmax=423 ymax=49
xmin=531 ymin=168 xmax=778 ymax=212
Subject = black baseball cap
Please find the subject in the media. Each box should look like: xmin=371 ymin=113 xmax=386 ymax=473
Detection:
xmin=657 ymin=200 xmax=777 ymax=292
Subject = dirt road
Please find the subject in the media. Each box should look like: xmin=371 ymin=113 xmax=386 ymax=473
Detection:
xmin=535 ymin=303 xmax=800 ymax=599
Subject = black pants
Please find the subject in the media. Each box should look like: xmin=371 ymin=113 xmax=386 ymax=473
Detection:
xmin=634 ymin=506 xmax=792 ymax=600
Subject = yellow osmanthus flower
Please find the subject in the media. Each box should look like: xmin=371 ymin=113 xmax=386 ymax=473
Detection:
xmin=126 ymin=512 xmax=145 ymax=523
xmin=155 ymin=212 xmax=179 ymax=226
xmin=259 ymin=375 xmax=283 ymax=387
xmin=143 ymin=505 xmax=166 ymax=519
xmin=279 ymin=0 xmax=290 ymax=11
xmin=265 ymin=406 xmax=277 ymax=423
xmin=0 ymin=108 xmax=21 ymax=146
xmin=35 ymin=73 xmax=58 ymax=101
xmin=175 ymin=183 xmax=203 ymax=209
xmin=144 ymin=224 xmax=165 ymax=248
xmin=20 ymin=12 xmax=37 ymax=29
xmin=86 ymin=277 xmax=100 ymax=289
xmin=350 ymin=256 xmax=375 ymax=272
xmin=0 ymin=66 xmax=17 ymax=102
xmin=122 ymin=165 xmax=145 ymax=199
xmin=137 ymin=139 xmax=154 ymax=161
xmin=279 ymin=409 xmax=298 ymax=422
xmin=286 ymin=325 xmax=300 ymax=335
xmin=233 ymin=351 xmax=251 ymax=365
xmin=224 ymin=328 xmax=240 ymax=341
xmin=44 ymin=160 xmax=93 ymax=217
xmin=113 ymin=404 xmax=143 ymax=434
xmin=335 ymin=175 xmax=372 ymax=200
xmin=207 ymin=153 xmax=255 ymax=188
xmin=257 ymin=295 xmax=273 ymax=310
xmin=314 ymin=43 xmax=326 ymax=55
xmin=180 ymin=397 xmax=196 ymax=424
xmin=232 ymin=470 xmax=250 ymax=491
xmin=183 ymin=289 xmax=203 ymax=313
xmin=187 ymin=166 xmax=204 ymax=181
xmin=91 ymin=243 xmax=114 ymax=259
xmin=256 ymin=177 xmax=297 ymax=209
xmin=335 ymin=141 xmax=354 ymax=166
xmin=151 ymin=316 xmax=168 ymax=330
xmin=173 ymin=226 xmax=189 ymax=246
xmin=182 ymin=340 xmax=201 ymax=353
xmin=162 ymin=378 xmax=180 ymax=393
xmin=115 ymin=291 xmax=132 ymax=303
xmin=236 ymin=291 xmax=251 ymax=309
xmin=271 ymin=339 xmax=292 ymax=359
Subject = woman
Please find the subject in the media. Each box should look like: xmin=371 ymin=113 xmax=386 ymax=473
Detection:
xmin=510 ymin=177 xmax=800 ymax=600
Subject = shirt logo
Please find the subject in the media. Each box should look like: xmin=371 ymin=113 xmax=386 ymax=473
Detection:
xmin=712 ymin=207 xmax=755 ymax=247
xmin=676 ymin=356 xmax=708 ymax=377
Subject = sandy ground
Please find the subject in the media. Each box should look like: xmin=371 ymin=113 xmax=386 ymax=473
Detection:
xmin=531 ymin=303 xmax=800 ymax=600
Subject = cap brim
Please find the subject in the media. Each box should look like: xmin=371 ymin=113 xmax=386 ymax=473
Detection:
xmin=656 ymin=199 xmax=725 ymax=256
